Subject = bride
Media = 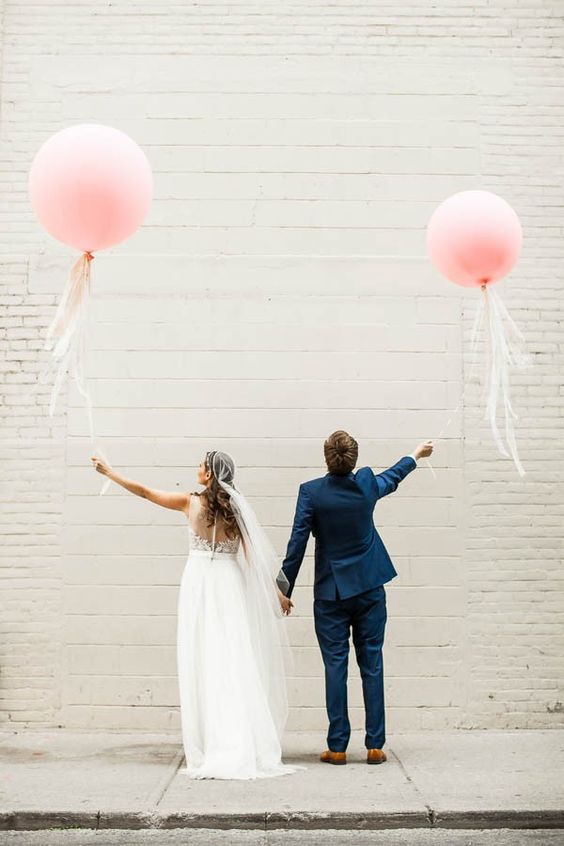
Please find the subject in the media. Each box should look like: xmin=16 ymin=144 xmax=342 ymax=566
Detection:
xmin=91 ymin=449 xmax=300 ymax=780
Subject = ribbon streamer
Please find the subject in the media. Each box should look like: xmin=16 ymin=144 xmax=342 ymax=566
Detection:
xmin=426 ymin=284 xmax=532 ymax=479
xmin=38 ymin=252 xmax=111 ymax=495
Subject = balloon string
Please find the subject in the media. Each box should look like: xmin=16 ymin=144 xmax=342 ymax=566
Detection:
xmin=425 ymin=284 xmax=532 ymax=479
xmin=424 ymin=285 xmax=487 ymax=479
xmin=39 ymin=252 xmax=111 ymax=496
xmin=424 ymin=288 xmax=485 ymax=476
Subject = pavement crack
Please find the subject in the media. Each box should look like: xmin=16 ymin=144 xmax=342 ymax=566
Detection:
xmin=153 ymin=749 xmax=185 ymax=808
xmin=388 ymin=746 xmax=435 ymax=827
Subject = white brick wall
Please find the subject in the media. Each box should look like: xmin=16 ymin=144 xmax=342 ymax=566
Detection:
xmin=1 ymin=1 xmax=562 ymax=732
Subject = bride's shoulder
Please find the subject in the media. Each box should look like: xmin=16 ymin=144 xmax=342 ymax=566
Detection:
xmin=181 ymin=491 xmax=200 ymax=518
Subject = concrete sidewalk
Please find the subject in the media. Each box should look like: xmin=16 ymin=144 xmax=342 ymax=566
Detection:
xmin=0 ymin=730 xmax=562 ymax=833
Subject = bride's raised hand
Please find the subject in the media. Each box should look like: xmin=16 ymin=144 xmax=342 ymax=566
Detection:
xmin=91 ymin=455 xmax=112 ymax=477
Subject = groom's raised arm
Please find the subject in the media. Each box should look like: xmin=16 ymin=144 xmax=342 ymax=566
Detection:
xmin=370 ymin=454 xmax=417 ymax=500
xmin=281 ymin=483 xmax=314 ymax=598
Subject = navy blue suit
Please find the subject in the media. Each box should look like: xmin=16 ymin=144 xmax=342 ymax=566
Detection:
xmin=281 ymin=455 xmax=417 ymax=751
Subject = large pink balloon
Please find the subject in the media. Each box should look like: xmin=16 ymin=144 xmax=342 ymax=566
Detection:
xmin=29 ymin=123 xmax=153 ymax=253
xmin=426 ymin=190 xmax=522 ymax=288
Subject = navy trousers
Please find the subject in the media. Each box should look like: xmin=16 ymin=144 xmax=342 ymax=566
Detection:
xmin=313 ymin=585 xmax=387 ymax=752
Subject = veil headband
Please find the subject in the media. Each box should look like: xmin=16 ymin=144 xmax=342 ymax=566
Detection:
xmin=206 ymin=450 xmax=236 ymax=487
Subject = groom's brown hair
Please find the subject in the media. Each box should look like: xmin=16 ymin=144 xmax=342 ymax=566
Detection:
xmin=324 ymin=430 xmax=358 ymax=476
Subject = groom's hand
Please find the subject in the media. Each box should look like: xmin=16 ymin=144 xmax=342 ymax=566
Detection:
xmin=414 ymin=439 xmax=434 ymax=460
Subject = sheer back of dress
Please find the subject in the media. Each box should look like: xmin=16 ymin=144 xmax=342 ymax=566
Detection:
xmin=188 ymin=492 xmax=241 ymax=554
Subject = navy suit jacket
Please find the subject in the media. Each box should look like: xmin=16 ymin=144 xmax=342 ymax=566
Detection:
xmin=281 ymin=456 xmax=417 ymax=601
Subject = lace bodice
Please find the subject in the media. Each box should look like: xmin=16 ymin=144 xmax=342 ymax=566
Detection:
xmin=187 ymin=491 xmax=241 ymax=555
xmin=188 ymin=525 xmax=240 ymax=555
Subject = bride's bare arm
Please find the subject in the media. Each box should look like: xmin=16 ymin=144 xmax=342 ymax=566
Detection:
xmin=91 ymin=455 xmax=190 ymax=513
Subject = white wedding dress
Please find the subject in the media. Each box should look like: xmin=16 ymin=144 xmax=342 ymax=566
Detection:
xmin=176 ymin=493 xmax=299 ymax=780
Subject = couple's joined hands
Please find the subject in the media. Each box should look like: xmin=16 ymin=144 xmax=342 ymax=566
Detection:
xmin=278 ymin=591 xmax=294 ymax=616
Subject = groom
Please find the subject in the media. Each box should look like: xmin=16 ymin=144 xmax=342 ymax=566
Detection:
xmin=281 ymin=431 xmax=433 ymax=765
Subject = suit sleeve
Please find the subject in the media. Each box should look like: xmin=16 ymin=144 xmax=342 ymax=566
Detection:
xmin=281 ymin=484 xmax=314 ymax=598
xmin=371 ymin=455 xmax=417 ymax=499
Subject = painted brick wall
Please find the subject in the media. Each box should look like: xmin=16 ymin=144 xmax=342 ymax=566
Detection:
xmin=1 ymin=0 xmax=562 ymax=732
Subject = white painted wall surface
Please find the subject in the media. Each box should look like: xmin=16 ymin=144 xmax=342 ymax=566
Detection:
xmin=1 ymin=1 xmax=562 ymax=732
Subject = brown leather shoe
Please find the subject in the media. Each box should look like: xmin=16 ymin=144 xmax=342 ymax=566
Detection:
xmin=366 ymin=748 xmax=387 ymax=765
xmin=320 ymin=749 xmax=347 ymax=765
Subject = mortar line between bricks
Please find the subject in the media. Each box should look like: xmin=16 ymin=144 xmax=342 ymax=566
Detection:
xmin=388 ymin=746 xmax=435 ymax=827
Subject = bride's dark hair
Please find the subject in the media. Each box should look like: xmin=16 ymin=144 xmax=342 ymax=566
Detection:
xmin=200 ymin=450 xmax=240 ymax=540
